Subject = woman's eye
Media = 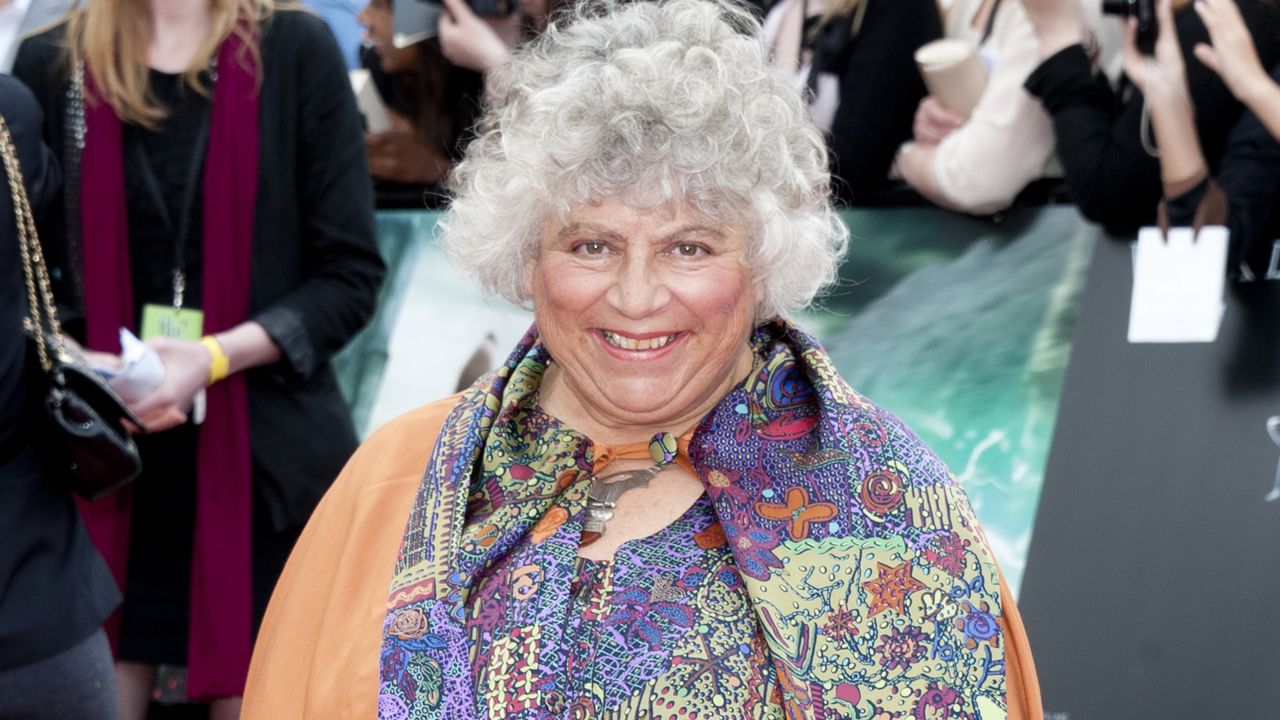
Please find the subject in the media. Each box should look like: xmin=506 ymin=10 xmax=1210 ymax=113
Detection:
xmin=674 ymin=243 xmax=706 ymax=257
xmin=575 ymin=241 xmax=608 ymax=256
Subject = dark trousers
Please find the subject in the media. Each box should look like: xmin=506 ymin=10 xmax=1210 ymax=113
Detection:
xmin=0 ymin=630 xmax=117 ymax=720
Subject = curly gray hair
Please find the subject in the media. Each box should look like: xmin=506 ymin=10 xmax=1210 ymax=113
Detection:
xmin=440 ymin=0 xmax=848 ymax=319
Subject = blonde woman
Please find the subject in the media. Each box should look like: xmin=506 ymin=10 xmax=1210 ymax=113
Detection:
xmin=12 ymin=0 xmax=385 ymax=716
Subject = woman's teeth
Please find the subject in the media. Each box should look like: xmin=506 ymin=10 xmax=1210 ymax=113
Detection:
xmin=601 ymin=331 xmax=676 ymax=351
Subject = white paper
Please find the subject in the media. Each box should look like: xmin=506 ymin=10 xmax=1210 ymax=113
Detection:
xmin=350 ymin=69 xmax=391 ymax=135
xmin=102 ymin=328 xmax=165 ymax=402
xmin=1128 ymin=225 xmax=1228 ymax=343
xmin=191 ymin=390 xmax=206 ymax=426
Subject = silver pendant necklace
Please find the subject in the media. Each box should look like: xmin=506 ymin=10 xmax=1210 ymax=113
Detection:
xmin=580 ymin=432 xmax=679 ymax=547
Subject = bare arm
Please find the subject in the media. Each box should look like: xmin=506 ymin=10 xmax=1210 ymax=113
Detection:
xmin=1238 ymin=80 xmax=1280 ymax=144
xmin=1123 ymin=0 xmax=1208 ymax=196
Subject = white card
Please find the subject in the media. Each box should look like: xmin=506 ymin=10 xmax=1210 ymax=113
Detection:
xmin=1127 ymin=225 xmax=1228 ymax=343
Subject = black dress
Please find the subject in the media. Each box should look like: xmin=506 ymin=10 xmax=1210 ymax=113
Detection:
xmin=113 ymin=71 xmax=294 ymax=664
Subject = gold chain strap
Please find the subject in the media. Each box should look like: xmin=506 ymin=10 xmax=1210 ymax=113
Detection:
xmin=0 ymin=115 xmax=66 ymax=374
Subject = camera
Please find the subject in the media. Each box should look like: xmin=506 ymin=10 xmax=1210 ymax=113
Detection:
xmin=1102 ymin=0 xmax=1157 ymax=55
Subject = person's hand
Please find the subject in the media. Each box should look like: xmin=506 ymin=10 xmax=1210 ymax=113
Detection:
xmin=1122 ymin=0 xmax=1187 ymax=97
xmin=82 ymin=349 xmax=122 ymax=373
xmin=438 ymin=0 xmax=516 ymax=73
xmin=366 ymin=111 xmax=451 ymax=183
xmin=58 ymin=334 xmax=117 ymax=370
xmin=127 ymin=337 xmax=211 ymax=432
xmin=1193 ymin=0 xmax=1272 ymax=103
xmin=1020 ymin=0 xmax=1087 ymax=58
xmin=912 ymin=97 xmax=966 ymax=146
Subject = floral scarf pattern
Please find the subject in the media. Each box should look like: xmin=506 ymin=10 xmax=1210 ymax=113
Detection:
xmin=379 ymin=321 xmax=1010 ymax=719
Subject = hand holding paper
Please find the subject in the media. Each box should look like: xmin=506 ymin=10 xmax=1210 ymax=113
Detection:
xmin=126 ymin=336 xmax=213 ymax=433
xmin=92 ymin=328 xmax=165 ymax=402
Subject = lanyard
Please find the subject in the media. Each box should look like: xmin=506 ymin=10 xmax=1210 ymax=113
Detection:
xmin=980 ymin=0 xmax=1002 ymax=45
xmin=129 ymin=106 xmax=211 ymax=310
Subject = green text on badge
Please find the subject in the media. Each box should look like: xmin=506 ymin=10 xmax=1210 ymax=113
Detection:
xmin=141 ymin=304 xmax=204 ymax=342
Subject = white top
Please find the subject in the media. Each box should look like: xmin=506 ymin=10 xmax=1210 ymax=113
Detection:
xmin=924 ymin=0 xmax=1120 ymax=214
xmin=0 ymin=0 xmax=33 ymax=73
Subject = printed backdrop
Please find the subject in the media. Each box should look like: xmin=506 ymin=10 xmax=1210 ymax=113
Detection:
xmin=336 ymin=206 xmax=1280 ymax=716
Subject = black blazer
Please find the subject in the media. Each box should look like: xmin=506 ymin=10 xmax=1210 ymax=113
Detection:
xmin=0 ymin=73 xmax=120 ymax=670
xmin=13 ymin=11 xmax=387 ymax=529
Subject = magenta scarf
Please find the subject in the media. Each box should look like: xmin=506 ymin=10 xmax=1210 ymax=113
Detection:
xmin=74 ymin=31 xmax=260 ymax=699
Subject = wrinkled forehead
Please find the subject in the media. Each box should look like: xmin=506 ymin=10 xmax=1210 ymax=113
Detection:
xmin=540 ymin=186 xmax=752 ymax=241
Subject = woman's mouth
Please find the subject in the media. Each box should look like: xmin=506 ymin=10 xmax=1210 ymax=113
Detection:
xmin=599 ymin=330 xmax=680 ymax=351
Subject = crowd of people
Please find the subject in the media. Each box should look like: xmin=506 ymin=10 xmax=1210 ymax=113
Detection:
xmin=350 ymin=0 xmax=1280 ymax=263
xmin=1 ymin=0 xmax=1279 ymax=717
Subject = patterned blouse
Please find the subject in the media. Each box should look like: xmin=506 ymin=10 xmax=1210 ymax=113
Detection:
xmin=461 ymin=400 xmax=782 ymax=717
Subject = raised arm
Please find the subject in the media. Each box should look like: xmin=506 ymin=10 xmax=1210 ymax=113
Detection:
xmin=1194 ymin=0 xmax=1280 ymax=141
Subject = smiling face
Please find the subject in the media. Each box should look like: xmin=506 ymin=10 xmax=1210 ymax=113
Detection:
xmin=528 ymin=199 xmax=759 ymax=437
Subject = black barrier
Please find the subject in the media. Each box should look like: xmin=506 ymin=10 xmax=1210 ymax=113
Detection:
xmin=1020 ymin=238 xmax=1280 ymax=720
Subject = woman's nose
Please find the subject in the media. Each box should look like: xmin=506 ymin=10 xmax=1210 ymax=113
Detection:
xmin=606 ymin=253 xmax=671 ymax=319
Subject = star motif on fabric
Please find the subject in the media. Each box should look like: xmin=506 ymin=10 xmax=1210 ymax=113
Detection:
xmin=755 ymin=486 xmax=839 ymax=541
xmin=862 ymin=560 xmax=926 ymax=617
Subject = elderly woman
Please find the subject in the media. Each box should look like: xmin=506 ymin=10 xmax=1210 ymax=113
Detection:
xmin=242 ymin=1 xmax=1040 ymax=717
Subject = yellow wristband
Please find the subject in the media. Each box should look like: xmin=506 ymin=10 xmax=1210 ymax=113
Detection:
xmin=201 ymin=335 xmax=230 ymax=386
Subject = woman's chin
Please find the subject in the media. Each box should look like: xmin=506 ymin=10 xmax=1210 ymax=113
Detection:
xmin=591 ymin=383 xmax=698 ymax=426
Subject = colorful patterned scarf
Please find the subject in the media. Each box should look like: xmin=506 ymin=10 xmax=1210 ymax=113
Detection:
xmin=380 ymin=321 xmax=1010 ymax=718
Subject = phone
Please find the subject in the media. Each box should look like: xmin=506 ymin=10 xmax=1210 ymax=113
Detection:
xmin=393 ymin=0 xmax=442 ymax=48
xmin=392 ymin=0 xmax=515 ymax=48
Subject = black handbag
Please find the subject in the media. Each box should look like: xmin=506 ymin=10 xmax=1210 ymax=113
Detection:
xmin=2 ymin=115 xmax=143 ymax=500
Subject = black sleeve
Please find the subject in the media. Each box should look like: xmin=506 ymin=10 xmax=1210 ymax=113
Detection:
xmin=1025 ymin=44 xmax=1162 ymax=233
xmin=1218 ymin=65 xmax=1280 ymax=278
xmin=1163 ymin=178 xmax=1209 ymax=227
xmin=10 ymin=28 xmax=82 ymax=333
xmin=827 ymin=0 xmax=940 ymax=203
xmin=0 ymin=77 xmax=60 ymax=219
xmin=0 ymin=74 xmax=59 ymax=455
xmin=251 ymin=14 xmax=385 ymax=380
xmin=10 ymin=29 xmax=67 ymax=152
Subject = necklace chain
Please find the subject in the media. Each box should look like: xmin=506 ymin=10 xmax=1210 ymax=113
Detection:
xmin=580 ymin=431 xmax=679 ymax=546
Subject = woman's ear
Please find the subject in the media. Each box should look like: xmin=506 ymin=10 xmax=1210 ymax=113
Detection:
xmin=752 ymin=278 xmax=768 ymax=324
